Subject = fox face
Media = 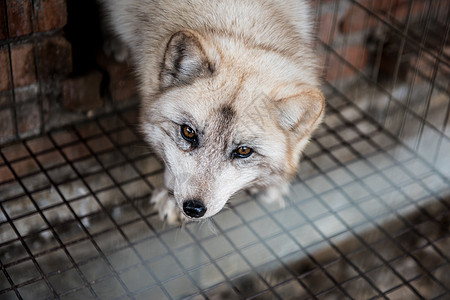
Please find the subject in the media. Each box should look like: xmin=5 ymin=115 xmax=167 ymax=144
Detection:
xmin=140 ymin=31 xmax=324 ymax=220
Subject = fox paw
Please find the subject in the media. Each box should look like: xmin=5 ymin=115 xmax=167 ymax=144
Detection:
xmin=150 ymin=188 xmax=185 ymax=225
xmin=255 ymin=184 xmax=290 ymax=208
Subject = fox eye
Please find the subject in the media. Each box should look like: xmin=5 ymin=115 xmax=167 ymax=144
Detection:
xmin=232 ymin=146 xmax=253 ymax=159
xmin=181 ymin=125 xmax=198 ymax=145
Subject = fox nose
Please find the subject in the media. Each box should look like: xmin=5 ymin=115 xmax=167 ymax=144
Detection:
xmin=183 ymin=200 xmax=207 ymax=218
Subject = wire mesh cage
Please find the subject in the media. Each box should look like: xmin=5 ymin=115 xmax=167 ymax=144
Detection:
xmin=1 ymin=0 xmax=449 ymax=299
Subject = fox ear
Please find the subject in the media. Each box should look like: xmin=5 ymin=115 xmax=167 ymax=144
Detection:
xmin=160 ymin=31 xmax=215 ymax=89
xmin=276 ymin=86 xmax=325 ymax=136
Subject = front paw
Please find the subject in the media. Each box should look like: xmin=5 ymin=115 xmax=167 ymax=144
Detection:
xmin=257 ymin=184 xmax=290 ymax=208
xmin=150 ymin=188 xmax=185 ymax=225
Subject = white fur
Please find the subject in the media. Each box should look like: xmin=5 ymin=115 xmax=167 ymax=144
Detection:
xmin=100 ymin=0 xmax=325 ymax=223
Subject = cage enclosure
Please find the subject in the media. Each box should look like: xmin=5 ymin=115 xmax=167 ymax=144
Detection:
xmin=0 ymin=0 xmax=449 ymax=299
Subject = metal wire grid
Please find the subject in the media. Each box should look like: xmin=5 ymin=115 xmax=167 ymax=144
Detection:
xmin=0 ymin=93 xmax=449 ymax=299
xmin=316 ymin=0 xmax=450 ymax=169
xmin=0 ymin=0 xmax=449 ymax=299
xmin=1 ymin=0 xmax=48 ymax=142
xmin=0 ymin=0 xmax=134 ymax=144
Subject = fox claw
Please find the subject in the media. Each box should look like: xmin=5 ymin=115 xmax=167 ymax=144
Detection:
xmin=150 ymin=188 xmax=185 ymax=225
xmin=256 ymin=184 xmax=290 ymax=208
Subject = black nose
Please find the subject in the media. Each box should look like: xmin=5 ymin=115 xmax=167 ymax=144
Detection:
xmin=183 ymin=200 xmax=207 ymax=218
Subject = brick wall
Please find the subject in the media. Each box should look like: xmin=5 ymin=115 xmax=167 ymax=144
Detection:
xmin=0 ymin=0 xmax=137 ymax=144
xmin=315 ymin=0 xmax=449 ymax=84
xmin=0 ymin=0 xmax=448 ymax=145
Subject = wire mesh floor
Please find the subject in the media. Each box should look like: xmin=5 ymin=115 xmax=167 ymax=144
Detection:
xmin=1 ymin=82 xmax=449 ymax=299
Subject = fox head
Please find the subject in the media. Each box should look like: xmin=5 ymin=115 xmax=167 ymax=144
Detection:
xmin=140 ymin=30 xmax=324 ymax=220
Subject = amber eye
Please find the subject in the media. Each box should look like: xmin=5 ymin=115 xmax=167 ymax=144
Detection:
xmin=181 ymin=125 xmax=198 ymax=145
xmin=232 ymin=146 xmax=253 ymax=159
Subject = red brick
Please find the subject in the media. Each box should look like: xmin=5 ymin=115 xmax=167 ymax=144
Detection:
xmin=36 ymin=0 xmax=68 ymax=32
xmin=310 ymin=0 xmax=338 ymax=9
xmin=444 ymin=46 xmax=450 ymax=62
xmin=6 ymin=0 xmax=33 ymax=37
xmin=14 ymin=84 xmax=40 ymax=103
xmin=1 ymin=143 xmax=28 ymax=161
xmin=36 ymin=150 xmax=65 ymax=168
xmin=0 ymin=165 xmax=15 ymax=183
xmin=318 ymin=12 xmax=340 ymax=43
xmin=324 ymin=45 xmax=368 ymax=82
xmin=11 ymin=157 xmax=39 ymax=176
xmin=340 ymin=0 xmax=409 ymax=34
xmin=51 ymin=129 xmax=78 ymax=145
xmin=26 ymin=136 xmax=54 ymax=153
xmin=340 ymin=2 xmax=383 ymax=34
xmin=0 ymin=109 xmax=14 ymax=142
xmin=0 ymin=93 xmax=11 ymax=106
xmin=11 ymin=43 xmax=37 ymax=87
xmin=97 ymin=53 xmax=138 ymax=102
xmin=62 ymin=70 xmax=103 ymax=112
xmin=389 ymin=0 xmax=428 ymax=25
xmin=0 ymin=48 xmax=12 ymax=91
xmin=436 ymin=0 xmax=450 ymax=23
xmin=37 ymin=36 xmax=72 ymax=80
xmin=0 ymin=2 xmax=7 ymax=39
xmin=109 ymin=63 xmax=138 ymax=102
xmin=16 ymin=101 xmax=41 ymax=135
xmin=340 ymin=0 xmax=430 ymax=34
xmin=61 ymin=143 xmax=90 ymax=160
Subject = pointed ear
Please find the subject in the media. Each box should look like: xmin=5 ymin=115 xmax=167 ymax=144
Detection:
xmin=159 ymin=31 xmax=215 ymax=89
xmin=276 ymin=85 xmax=325 ymax=136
